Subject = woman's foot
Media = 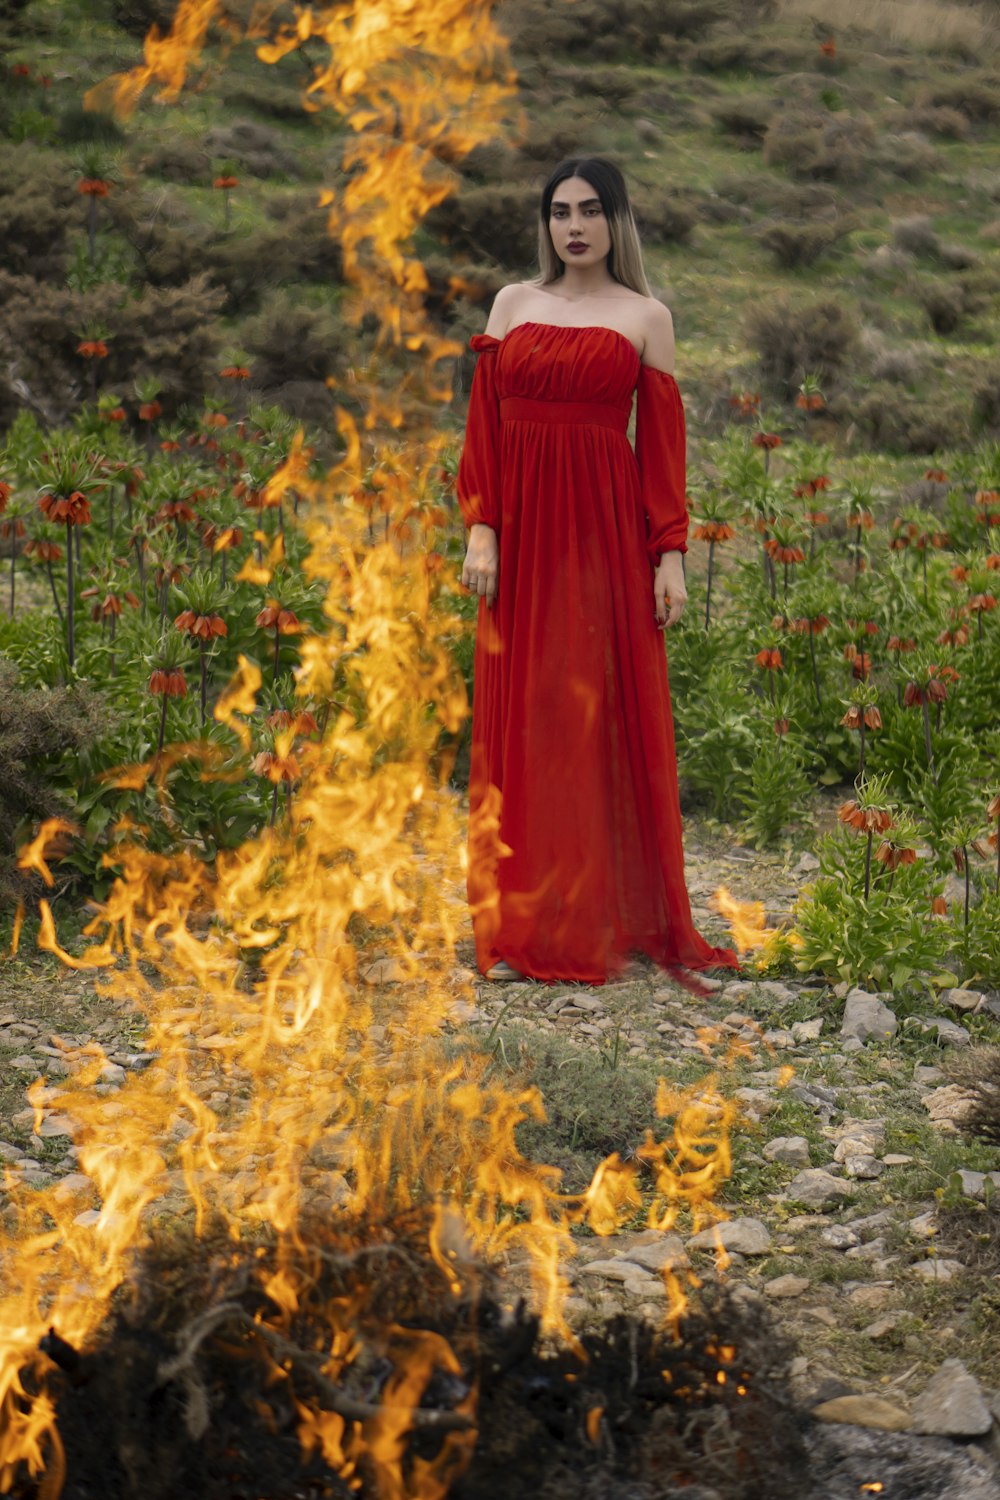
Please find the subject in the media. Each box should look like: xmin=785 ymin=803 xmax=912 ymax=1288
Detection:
xmin=485 ymin=960 xmax=525 ymax=982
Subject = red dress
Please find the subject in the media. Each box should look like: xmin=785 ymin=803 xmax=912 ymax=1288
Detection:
xmin=457 ymin=321 xmax=738 ymax=984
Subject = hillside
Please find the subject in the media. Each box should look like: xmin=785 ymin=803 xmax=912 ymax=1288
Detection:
xmin=1 ymin=0 xmax=999 ymax=466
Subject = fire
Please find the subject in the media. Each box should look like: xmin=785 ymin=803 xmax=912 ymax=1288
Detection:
xmin=711 ymin=885 xmax=775 ymax=953
xmin=0 ymin=4 xmax=748 ymax=1494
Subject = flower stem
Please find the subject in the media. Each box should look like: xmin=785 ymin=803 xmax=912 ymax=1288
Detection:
xmin=270 ymin=781 xmax=279 ymax=827
xmin=156 ymin=693 xmax=168 ymax=761
xmin=963 ymin=847 xmax=971 ymax=928
xmin=200 ymin=643 xmax=208 ymax=727
xmin=704 ymin=541 xmax=715 ymax=630
xmin=273 ymin=624 xmax=280 ymax=687
xmin=808 ymin=627 xmax=822 ymax=709
xmin=45 ymin=559 xmax=64 ymax=626
xmin=858 ymin=716 xmax=866 ymax=779
xmin=921 ymin=698 xmax=938 ymax=785
xmin=864 ymin=830 xmax=873 ymax=901
xmin=65 ymin=520 xmax=75 ymax=669
xmin=8 ymin=545 xmax=14 ymax=617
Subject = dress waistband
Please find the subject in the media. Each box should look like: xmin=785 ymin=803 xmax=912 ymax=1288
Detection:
xmin=499 ymin=396 xmax=630 ymax=432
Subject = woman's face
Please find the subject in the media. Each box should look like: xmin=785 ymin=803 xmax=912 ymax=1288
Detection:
xmin=548 ymin=175 xmax=612 ymax=270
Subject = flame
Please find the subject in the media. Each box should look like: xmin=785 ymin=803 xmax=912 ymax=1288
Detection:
xmin=712 ymin=885 xmax=775 ymax=953
xmin=860 ymin=1487 xmax=885 ymax=1495
xmin=0 ymin=4 xmax=745 ymax=1493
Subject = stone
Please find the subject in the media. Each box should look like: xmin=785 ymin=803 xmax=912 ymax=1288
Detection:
xmin=862 ymin=1314 xmax=904 ymax=1339
xmin=841 ymin=990 xmax=898 ymax=1043
xmin=762 ymin=1135 xmax=812 ymax=1167
xmin=847 ymin=1285 xmax=894 ymax=1310
xmin=883 ymin=1154 xmax=914 ymax=1166
xmin=9 ymin=1055 xmax=40 ymax=1072
xmin=923 ymin=1084 xmax=976 ymax=1130
xmin=845 ymin=1237 xmax=888 ymax=1261
xmin=0 ymin=1142 xmax=25 ymax=1164
xmin=940 ymin=987 xmax=984 ymax=1013
xmin=733 ymin=1087 xmax=778 ymax=1119
xmin=620 ymin=1235 xmax=689 ymax=1273
xmin=786 ymin=1169 xmax=853 ymax=1211
xmin=791 ymin=1018 xmax=824 ymax=1042
xmin=812 ymin=1395 xmax=911 ymax=1432
xmin=926 ymin=1017 xmax=970 ymax=1048
xmin=36 ymin=1115 xmax=75 ymax=1139
xmin=845 ymin=1155 xmax=884 ymax=1180
xmin=914 ymin=1064 xmax=944 ymax=1085
xmin=912 ymin=1259 xmax=966 ymax=1283
xmin=911 ymin=1359 xmax=993 ymax=1438
xmin=687 ymin=1217 xmax=772 ymax=1256
xmin=765 ymin=1274 xmax=810 ymax=1299
xmin=841 ymin=1037 xmax=864 ymax=1053
xmin=576 ymin=1260 xmax=657 ymax=1287
xmin=909 ymin=1211 xmax=937 ymax=1238
xmin=832 ymin=1116 xmax=886 ymax=1151
xmin=820 ymin=1225 xmax=860 ymax=1250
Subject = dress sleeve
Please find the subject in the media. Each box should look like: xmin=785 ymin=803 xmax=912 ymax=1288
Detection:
xmin=456 ymin=333 xmax=502 ymax=530
xmin=634 ymin=365 xmax=689 ymax=558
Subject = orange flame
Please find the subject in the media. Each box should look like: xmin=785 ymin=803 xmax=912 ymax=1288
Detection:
xmin=711 ymin=885 xmax=776 ymax=953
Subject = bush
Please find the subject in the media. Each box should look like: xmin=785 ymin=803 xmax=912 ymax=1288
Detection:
xmin=712 ymin=98 xmax=772 ymax=146
xmin=57 ymin=105 xmax=127 ymax=147
xmin=203 ymin=119 xmax=301 ymax=179
xmin=756 ymin=218 xmax=849 ymax=270
xmin=138 ymin=138 xmax=212 ymax=185
xmin=0 ymin=657 xmax=112 ymax=900
xmin=690 ymin=35 xmax=813 ymax=75
xmin=0 ymin=145 xmax=82 ymax=281
xmin=632 ymin=189 xmax=697 ymax=246
xmin=763 ymin=107 xmax=875 ymax=183
xmin=892 ymin=215 xmax=940 ymax=257
xmin=745 ymin=294 xmax=859 ymax=393
xmin=902 ymin=105 xmax=970 ymax=141
xmin=498 ymin=0 xmax=733 ymax=60
xmin=112 ymin=0 xmax=190 ymax=37
xmin=918 ymin=76 xmax=1000 ymax=127
xmin=972 ymin=362 xmax=1000 ymax=431
xmin=426 ymin=184 xmax=537 ymax=271
xmin=919 ymin=280 xmax=966 ymax=335
xmin=875 ymin=131 xmax=941 ymax=182
xmin=243 ymin=291 xmax=347 ymax=388
xmin=848 ymin=388 xmax=968 ymax=454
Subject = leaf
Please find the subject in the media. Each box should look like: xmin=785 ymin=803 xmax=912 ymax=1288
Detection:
xmin=892 ymin=963 xmax=913 ymax=990
xmin=929 ymin=970 xmax=960 ymax=989
xmin=817 ymin=768 xmax=842 ymax=785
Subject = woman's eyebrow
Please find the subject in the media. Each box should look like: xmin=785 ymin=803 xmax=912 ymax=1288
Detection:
xmin=551 ymin=197 xmax=602 ymax=209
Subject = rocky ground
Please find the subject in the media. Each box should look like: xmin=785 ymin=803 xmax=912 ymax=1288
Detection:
xmin=2 ymin=826 xmax=1000 ymax=1497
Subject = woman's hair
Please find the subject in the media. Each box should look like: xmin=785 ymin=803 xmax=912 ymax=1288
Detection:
xmin=537 ymin=157 xmax=651 ymax=297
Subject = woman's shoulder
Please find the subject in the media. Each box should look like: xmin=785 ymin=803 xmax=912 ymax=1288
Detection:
xmin=484 ymin=282 xmax=536 ymax=338
xmin=637 ymin=295 xmax=675 ymax=373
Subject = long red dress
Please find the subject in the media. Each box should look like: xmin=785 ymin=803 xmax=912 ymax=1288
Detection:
xmin=457 ymin=321 xmax=738 ymax=984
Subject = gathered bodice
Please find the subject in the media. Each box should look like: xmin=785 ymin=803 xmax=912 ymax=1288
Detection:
xmin=472 ymin=322 xmax=642 ymax=410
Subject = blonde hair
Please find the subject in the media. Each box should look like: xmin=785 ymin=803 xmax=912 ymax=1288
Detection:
xmin=536 ymin=157 xmax=652 ymax=297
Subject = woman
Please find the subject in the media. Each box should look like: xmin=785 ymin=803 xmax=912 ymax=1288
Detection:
xmin=457 ymin=157 xmax=737 ymax=984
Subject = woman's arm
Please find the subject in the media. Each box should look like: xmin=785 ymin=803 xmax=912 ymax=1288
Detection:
xmin=637 ymin=301 xmax=687 ymax=629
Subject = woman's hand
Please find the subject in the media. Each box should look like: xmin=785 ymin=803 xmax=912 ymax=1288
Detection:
xmin=462 ymin=523 xmax=499 ymax=606
xmin=654 ymin=551 xmax=687 ymax=628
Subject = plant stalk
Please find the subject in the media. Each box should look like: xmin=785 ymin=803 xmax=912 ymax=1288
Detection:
xmin=65 ymin=520 xmax=75 ymax=669
xmin=864 ymin=829 xmax=873 ymax=901
xmin=704 ymin=541 xmax=715 ymax=630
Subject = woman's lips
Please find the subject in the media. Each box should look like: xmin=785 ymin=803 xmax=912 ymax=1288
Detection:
xmin=567 ymin=243 xmax=589 ymax=253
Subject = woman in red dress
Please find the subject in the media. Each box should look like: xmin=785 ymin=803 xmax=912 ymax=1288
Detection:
xmin=457 ymin=157 xmax=738 ymax=985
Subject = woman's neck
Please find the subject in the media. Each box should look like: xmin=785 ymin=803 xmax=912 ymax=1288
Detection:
xmin=549 ymin=262 xmax=620 ymax=299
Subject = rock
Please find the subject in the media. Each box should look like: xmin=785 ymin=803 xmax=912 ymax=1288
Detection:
xmin=36 ymin=1115 xmax=75 ymax=1139
xmin=847 ymin=1285 xmax=894 ymax=1310
xmin=794 ymin=851 xmax=820 ymax=874
xmin=812 ymin=1395 xmax=911 ymax=1432
xmin=941 ymin=987 xmax=984 ymax=1013
xmin=912 ymin=1259 xmax=966 ymax=1283
xmin=765 ymin=1274 xmax=810 ymax=1299
xmin=10 ymin=1055 xmax=41 ymax=1073
xmin=786 ymin=1170 xmax=853 ymax=1211
xmin=841 ymin=990 xmax=898 ymax=1043
xmin=926 ymin=1017 xmax=970 ymax=1048
xmin=791 ymin=1018 xmax=824 ymax=1042
xmin=846 ymin=1237 xmax=888 ymax=1261
xmin=914 ymin=1064 xmax=944 ymax=1085
xmin=883 ymin=1154 xmax=914 ymax=1166
xmin=911 ymin=1359 xmax=993 ymax=1437
xmin=733 ymin=1087 xmax=778 ymax=1119
xmin=762 ymin=1028 xmax=795 ymax=1047
xmin=687 ymin=1217 xmax=772 ymax=1256
xmin=820 ymin=1225 xmax=860 ymax=1250
xmin=845 ymin=1155 xmax=884 ymax=1180
xmin=862 ymin=1313 xmax=904 ymax=1339
xmin=909 ymin=1210 xmax=937 ymax=1238
xmin=952 ymin=1169 xmax=1000 ymax=1201
xmin=620 ymin=1234 xmax=689 ymax=1273
xmin=832 ymin=1116 xmax=886 ymax=1152
xmin=841 ymin=1037 xmax=864 ymax=1053
xmin=0 ymin=1142 xmax=25 ymax=1163
xmin=763 ymin=1136 xmax=812 ymax=1167
xmin=923 ymin=1084 xmax=976 ymax=1130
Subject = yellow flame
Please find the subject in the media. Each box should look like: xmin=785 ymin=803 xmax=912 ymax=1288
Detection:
xmin=711 ymin=885 xmax=775 ymax=953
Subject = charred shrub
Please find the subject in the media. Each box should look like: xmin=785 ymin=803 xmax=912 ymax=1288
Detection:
xmin=243 ymin=291 xmax=347 ymax=389
xmin=111 ymin=0 xmax=181 ymax=36
xmin=426 ymin=184 xmax=537 ymax=271
xmin=0 ymin=146 xmax=82 ymax=281
xmin=745 ymin=294 xmax=858 ymax=392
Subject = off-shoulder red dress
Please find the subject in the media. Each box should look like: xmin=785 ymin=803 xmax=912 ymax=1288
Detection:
xmin=456 ymin=321 xmax=737 ymax=983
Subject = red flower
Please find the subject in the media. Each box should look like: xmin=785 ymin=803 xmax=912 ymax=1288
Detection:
xmin=754 ymin=648 xmax=783 ymax=670
xmin=876 ymin=842 xmax=915 ymax=871
xmin=219 ymin=365 xmax=251 ymax=379
xmin=752 ymin=432 xmax=782 ymax=450
xmin=39 ymin=491 xmax=91 ymax=525
xmin=213 ymin=175 xmax=239 ymax=190
xmin=968 ymin=593 xmax=997 ymax=613
xmin=729 ymin=392 xmax=760 ymax=415
xmin=0 ymin=481 xmax=10 ymax=512
xmin=841 ymin=705 xmax=882 ymax=731
xmin=138 ymin=400 xmax=162 ymax=421
xmin=925 ymin=469 xmax=949 ymax=483
xmin=175 ymin=609 xmax=227 ymax=640
xmin=764 ymin=540 xmax=806 ymax=564
xmin=23 ymin=538 xmax=63 ymax=562
xmin=886 ymin=635 xmax=916 ymax=652
xmin=77 ymin=178 xmax=110 ymax=197
xmin=148 ymin=668 xmax=187 ymax=697
xmin=819 ymin=37 xmax=836 ymax=58
xmin=838 ymin=801 xmax=892 ymax=834
xmin=76 ymin=340 xmax=108 ymax=359
xmin=250 ymin=749 xmax=300 ymax=783
xmin=773 ymin=717 xmax=790 ymax=736
xmin=256 ymin=602 xmax=303 ymax=634
xmin=157 ymin=499 xmax=197 ymax=526
xmin=795 ymin=391 xmax=825 ymax=410
xmin=102 ymin=406 xmax=126 ymax=423
xmin=693 ymin=520 xmax=735 ymax=542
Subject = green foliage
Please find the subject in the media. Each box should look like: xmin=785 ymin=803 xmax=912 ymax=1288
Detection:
xmin=791 ymin=826 xmax=948 ymax=989
xmin=737 ymin=739 xmax=811 ymax=849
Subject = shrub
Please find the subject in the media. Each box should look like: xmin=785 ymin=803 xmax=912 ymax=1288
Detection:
xmin=763 ymin=107 xmax=875 ymax=183
xmin=243 ymin=291 xmax=348 ymax=388
xmin=902 ymin=105 xmax=970 ymax=141
xmin=57 ymin=105 xmax=127 ymax=147
xmin=0 ymin=657 xmax=112 ymax=900
xmin=0 ymin=145 xmax=81 ymax=281
xmin=947 ymin=1046 xmax=1000 ymax=1145
xmin=203 ymin=119 xmax=301 ymax=179
xmin=138 ymin=138 xmax=212 ymax=185
xmin=112 ymin=0 xmax=189 ymax=37
xmin=892 ymin=215 xmax=940 ymax=257
xmin=756 ymin=218 xmax=849 ymax=270
xmin=498 ymin=0 xmax=733 ymax=60
xmin=865 ymin=339 xmax=926 ymax=386
xmin=745 ymin=294 xmax=859 ymax=393
xmin=690 ymin=36 xmax=813 ymax=75
xmin=918 ymin=76 xmax=1000 ymax=127
xmin=875 ymin=131 xmax=941 ymax=182
xmin=712 ymin=98 xmax=772 ymax=146
xmin=426 ymin=184 xmax=537 ymax=271
xmin=938 ymin=242 xmax=981 ymax=272
xmin=848 ymin=388 xmax=968 ymax=454
xmin=918 ymin=280 xmax=965 ymax=335
xmin=971 ymin=363 xmax=1000 ymax=431
xmin=632 ymin=189 xmax=697 ymax=246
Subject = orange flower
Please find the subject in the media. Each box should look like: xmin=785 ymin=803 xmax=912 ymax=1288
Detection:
xmin=803 ymin=508 xmax=830 ymax=525
xmin=175 ymin=609 xmax=227 ymax=640
xmin=77 ymin=178 xmax=110 ymax=197
xmin=256 ymin=602 xmax=303 ymax=634
xmin=76 ymin=340 xmax=108 ymax=359
xmin=138 ymin=400 xmax=162 ymax=421
xmin=985 ymin=555 xmax=1000 ymax=571
xmin=729 ymin=391 xmax=760 ymax=415
xmin=102 ymin=406 xmax=126 ymax=423
xmin=975 ymin=489 xmax=999 ymax=507
xmin=875 ymin=842 xmax=915 ymax=871
xmin=250 ymin=749 xmax=300 ymax=783
xmin=936 ymin=623 xmax=969 ymax=647
xmin=773 ymin=717 xmax=790 ymax=736
xmin=213 ymin=175 xmax=239 ymax=190
xmin=39 ymin=491 xmax=91 ymax=525
xmin=795 ymin=391 xmax=825 ymax=410
xmin=0 ymin=481 xmax=9 ymax=512
xmin=819 ymin=37 xmax=836 ymax=58
xmin=838 ymin=801 xmax=892 ymax=834
xmin=790 ymin=614 xmax=829 ymax=635
xmin=211 ymin=525 xmax=243 ymax=552
xmin=987 ymin=793 xmax=1000 ymax=820
xmin=886 ymin=635 xmax=916 ymax=652
xmin=763 ymin=540 xmax=806 ymax=564
xmin=219 ymin=365 xmax=251 ymax=379
xmin=931 ymin=895 xmax=948 ymax=916
xmin=847 ymin=511 xmax=875 ymax=530
xmin=754 ymin=647 xmax=783 ymax=670
xmin=148 ymin=668 xmax=187 ymax=697
xmin=967 ymin=592 xmax=997 ymax=613
xmin=23 ymin=538 xmax=63 ymax=562
xmin=751 ymin=432 xmax=782 ymax=450
xmin=841 ymin=705 xmax=882 ymax=731
xmin=157 ymin=499 xmax=197 ymax=526
xmin=693 ymin=520 xmax=735 ymax=542
xmin=925 ymin=469 xmax=949 ymax=483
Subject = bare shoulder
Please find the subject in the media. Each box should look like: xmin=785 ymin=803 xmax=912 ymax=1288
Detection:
xmin=484 ymin=283 xmax=535 ymax=339
xmin=639 ymin=297 xmax=676 ymax=372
